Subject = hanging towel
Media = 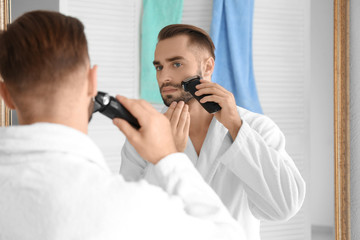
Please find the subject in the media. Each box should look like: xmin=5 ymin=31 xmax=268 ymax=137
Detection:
xmin=210 ymin=0 xmax=263 ymax=113
xmin=140 ymin=0 xmax=184 ymax=103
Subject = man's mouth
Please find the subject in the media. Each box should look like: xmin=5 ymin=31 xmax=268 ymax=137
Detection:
xmin=161 ymin=86 xmax=179 ymax=94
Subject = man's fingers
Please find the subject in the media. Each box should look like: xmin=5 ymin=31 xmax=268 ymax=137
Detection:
xmin=116 ymin=95 xmax=143 ymax=116
xmin=164 ymin=101 xmax=177 ymax=119
xmin=113 ymin=118 xmax=139 ymax=142
xmin=177 ymin=104 xmax=189 ymax=130
xmin=195 ymin=86 xmax=227 ymax=98
xmin=197 ymin=80 xmax=226 ymax=89
xmin=116 ymin=95 xmax=157 ymax=126
xmin=111 ymin=95 xmax=178 ymax=163
xmin=170 ymin=101 xmax=185 ymax=128
xmin=184 ymin=112 xmax=190 ymax=134
xmin=199 ymin=95 xmax=224 ymax=105
xmin=196 ymin=81 xmax=228 ymax=94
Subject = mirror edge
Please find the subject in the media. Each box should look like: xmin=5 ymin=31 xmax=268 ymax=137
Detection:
xmin=334 ymin=0 xmax=350 ymax=239
xmin=0 ymin=0 xmax=11 ymax=127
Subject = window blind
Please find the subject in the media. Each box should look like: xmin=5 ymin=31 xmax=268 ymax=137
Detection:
xmin=61 ymin=0 xmax=141 ymax=172
xmin=253 ymin=0 xmax=310 ymax=239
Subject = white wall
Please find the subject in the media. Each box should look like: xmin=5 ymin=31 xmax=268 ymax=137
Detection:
xmin=11 ymin=0 xmax=59 ymax=20
xmin=350 ymin=0 xmax=360 ymax=239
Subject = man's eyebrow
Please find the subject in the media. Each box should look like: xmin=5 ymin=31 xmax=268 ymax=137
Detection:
xmin=166 ymin=56 xmax=185 ymax=62
xmin=153 ymin=56 xmax=185 ymax=66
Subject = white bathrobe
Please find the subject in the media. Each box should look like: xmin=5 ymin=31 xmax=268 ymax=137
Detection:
xmin=0 ymin=123 xmax=244 ymax=240
xmin=120 ymin=106 xmax=306 ymax=240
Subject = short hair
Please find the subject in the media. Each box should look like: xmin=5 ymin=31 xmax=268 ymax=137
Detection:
xmin=0 ymin=10 xmax=89 ymax=95
xmin=157 ymin=24 xmax=215 ymax=60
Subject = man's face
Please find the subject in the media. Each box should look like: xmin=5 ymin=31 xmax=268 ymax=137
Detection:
xmin=153 ymin=35 xmax=202 ymax=106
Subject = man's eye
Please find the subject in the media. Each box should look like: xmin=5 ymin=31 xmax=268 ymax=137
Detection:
xmin=155 ymin=66 xmax=163 ymax=71
xmin=173 ymin=63 xmax=182 ymax=68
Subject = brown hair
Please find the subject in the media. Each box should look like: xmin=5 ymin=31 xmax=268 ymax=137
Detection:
xmin=0 ymin=10 xmax=89 ymax=96
xmin=158 ymin=24 xmax=215 ymax=60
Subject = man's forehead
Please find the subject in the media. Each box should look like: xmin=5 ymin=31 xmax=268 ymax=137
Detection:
xmin=158 ymin=34 xmax=190 ymax=47
xmin=154 ymin=36 xmax=197 ymax=63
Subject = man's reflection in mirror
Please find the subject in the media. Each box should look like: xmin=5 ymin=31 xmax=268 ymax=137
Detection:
xmin=120 ymin=24 xmax=306 ymax=240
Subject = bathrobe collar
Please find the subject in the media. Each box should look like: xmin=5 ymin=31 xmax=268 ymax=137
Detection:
xmin=0 ymin=122 xmax=108 ymax=171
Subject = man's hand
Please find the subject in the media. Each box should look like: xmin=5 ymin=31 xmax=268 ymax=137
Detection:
xmin=195 ymin=79 xmax=242 ymax=140
xmin=163 ymin=101 xmax=190 ymax=152
xmin=112 ymin=96 xmax=177 ymax=164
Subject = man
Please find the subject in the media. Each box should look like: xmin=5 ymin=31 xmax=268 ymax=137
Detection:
xmin=0 ymin=11 xmax=244 ymax=240
xmin=120 ymin=24 xmax=306 ymax=240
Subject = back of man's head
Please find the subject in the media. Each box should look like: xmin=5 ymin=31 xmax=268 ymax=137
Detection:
xmin=0 ymin=10 xmax=89 ymax=115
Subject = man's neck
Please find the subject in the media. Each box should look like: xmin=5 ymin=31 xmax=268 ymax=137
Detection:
xmin=187 ymin=99 xmax=213 ymax=156
xmin=17 ymin=105 xmax=89 ymax=134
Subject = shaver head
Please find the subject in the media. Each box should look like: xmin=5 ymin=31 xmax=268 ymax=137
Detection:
xmin=180 ymin=75 xmax=221 ymax=114
xmin=93 ymin=91 xmax=110 ymax=113
xmin=181 ymin=75 xmax=201 ymax=92
xmin=91 ymin=91 xmax=141 ymax=129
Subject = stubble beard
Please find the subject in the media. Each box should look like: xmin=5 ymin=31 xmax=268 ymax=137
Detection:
xmin=160 ymin=82 xmax=194 ymax=107
xmin=160 ymin=70 xmax=202 ymax=107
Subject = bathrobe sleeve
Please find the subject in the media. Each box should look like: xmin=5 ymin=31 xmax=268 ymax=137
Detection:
xmin=218 ymin=108 xmax=306 ymax=221
xmin=120 ymin=139 xmax=148 ymax=181
xmin=119 ymin=106 xmax=171 ymax=181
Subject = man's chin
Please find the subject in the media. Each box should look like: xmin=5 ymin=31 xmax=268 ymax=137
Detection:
xmin=161 ymin=94 xmax=194 ymax=107
xmin=162 ymin=97 xmax=175 ymax=107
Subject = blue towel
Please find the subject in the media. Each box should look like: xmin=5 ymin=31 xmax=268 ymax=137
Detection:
xmin=140 ymin=0 xmax=184 ymax=103
xmin=210 ymin=0 xmax=263 ymax=113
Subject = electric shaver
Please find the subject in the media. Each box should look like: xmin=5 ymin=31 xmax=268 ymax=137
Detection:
xmin=93 ymin=91 xmax=140 ymax=129
xmin=181 ymin=75 xmax=221 ymax=114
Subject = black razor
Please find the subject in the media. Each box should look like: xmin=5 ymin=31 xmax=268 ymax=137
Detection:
xmin=181 ymin=76 xmax=221 ymax=114
xmin=93 ymin=91 xmax=140 ymax=129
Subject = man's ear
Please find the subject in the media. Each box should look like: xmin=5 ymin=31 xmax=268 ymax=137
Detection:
xmin=88 ymin=65 xmax=98 ymax=97
xmin=202 ymin=57 xmax=215 ymax=79
xmin=0 ymin=82 xmax=16 ymax=109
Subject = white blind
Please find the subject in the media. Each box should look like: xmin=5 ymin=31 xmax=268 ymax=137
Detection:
xmin=61 ymin=0 xmax=141 ymax=173
xmin=182 ymin=0 xmax=213 ymax=33
xmin=253 ymin=0 xmax=310 ymax=239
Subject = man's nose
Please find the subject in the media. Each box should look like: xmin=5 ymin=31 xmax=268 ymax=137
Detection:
xmin=158 ymin=68 xmax=172 ymax=83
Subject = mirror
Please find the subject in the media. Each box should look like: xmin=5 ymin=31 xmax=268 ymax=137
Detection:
xmin=0 ymin=0 xmax=350 ymax=239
